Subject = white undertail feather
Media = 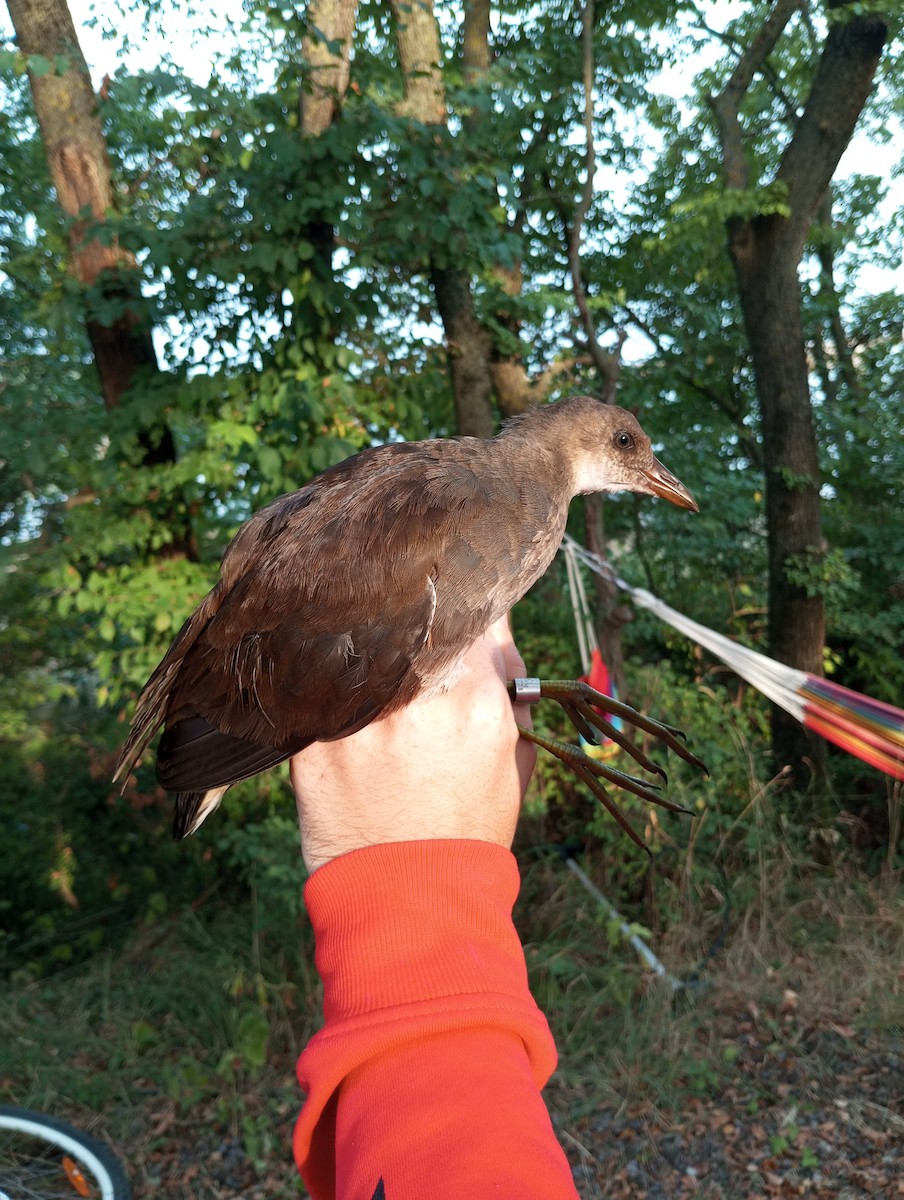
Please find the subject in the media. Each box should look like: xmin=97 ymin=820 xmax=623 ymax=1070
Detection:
xmin=184 ymin=787 xmax=228 ymax=836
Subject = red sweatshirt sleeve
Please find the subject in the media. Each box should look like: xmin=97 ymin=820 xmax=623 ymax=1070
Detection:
xmin=294 ymin=839 xmax=579 ymax=1200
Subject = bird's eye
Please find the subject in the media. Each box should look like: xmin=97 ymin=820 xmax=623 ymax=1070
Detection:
xmin=614 ymin=430 xmax=634 ymax=450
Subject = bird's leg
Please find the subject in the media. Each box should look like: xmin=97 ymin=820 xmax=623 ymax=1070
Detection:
xmin=559 ymin=700 xmax=668 ymax=781
xmin=509 ymin=678 xmax=707 ymax=847
xmin=516 ymin=726 xmax=691 ymax=852
xmin=525 ymin=680 xmax=708 ymax=776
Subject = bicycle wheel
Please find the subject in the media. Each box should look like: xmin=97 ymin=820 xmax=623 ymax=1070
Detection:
xmin=0 ymin=1106 xmax=130 ymax=1200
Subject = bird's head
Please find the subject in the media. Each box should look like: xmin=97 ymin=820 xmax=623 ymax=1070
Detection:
xmin=565 ymin=399 xmax=698 ymax=512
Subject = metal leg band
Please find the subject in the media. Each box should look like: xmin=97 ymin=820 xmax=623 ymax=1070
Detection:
xmin=510 ymin=677 xmax=542 ymax=704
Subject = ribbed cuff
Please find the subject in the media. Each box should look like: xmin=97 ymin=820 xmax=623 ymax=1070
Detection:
xmin=294 ymin=840 xmax=559 ymax=1190
xmin=304 ymin=839 xmax=533 ymax=1020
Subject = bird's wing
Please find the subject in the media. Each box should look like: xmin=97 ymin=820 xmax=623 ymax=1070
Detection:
xmin=113 ymin=579 xmax=231 ymax=784
xmin=154 ymin=568 xmax=439 ymax=792
xmin=148 ymin=444 xmax=474 ymax=793
xmin=122 ymin=435 xmax=549 ymax=797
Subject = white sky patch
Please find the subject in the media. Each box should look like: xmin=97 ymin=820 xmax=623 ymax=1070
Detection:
xmin=69 ymin=0 xmax=251 ymax=87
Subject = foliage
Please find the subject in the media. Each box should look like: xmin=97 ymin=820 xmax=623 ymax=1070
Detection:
xmin=0 ymin=696 xmax=220 ymax=980
xmin=0 ymin=0 xmax=902 ymax=980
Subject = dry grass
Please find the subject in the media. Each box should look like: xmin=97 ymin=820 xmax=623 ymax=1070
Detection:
xmin=2 ymin=792 xmax=901 ymax=1197
xmin=515 ymin=784 xmax=904 ymax=1119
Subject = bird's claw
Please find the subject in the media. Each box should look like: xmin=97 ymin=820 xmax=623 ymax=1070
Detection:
xmin=509 ymin=677 xmax=707 ymax=849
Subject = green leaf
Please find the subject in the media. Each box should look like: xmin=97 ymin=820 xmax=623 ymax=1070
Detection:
xmin=257 ymin=445 xmax=282 ymax=483
xmin=26 ymin=54 xmax=54 ymax=77
xmin=0 ymin=48 xmax=23 ymax=74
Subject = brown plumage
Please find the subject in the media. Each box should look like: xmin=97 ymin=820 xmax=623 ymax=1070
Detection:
xmin=114 ymin=396 xmax=700 ymax=839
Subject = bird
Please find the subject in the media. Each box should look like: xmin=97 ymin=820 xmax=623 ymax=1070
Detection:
xmin=114 ymin=396 xmax=707 ymax=846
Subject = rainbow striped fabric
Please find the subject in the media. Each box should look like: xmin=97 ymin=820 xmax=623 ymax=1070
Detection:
xmin=562 ymin=536 xmax=904 ymax=782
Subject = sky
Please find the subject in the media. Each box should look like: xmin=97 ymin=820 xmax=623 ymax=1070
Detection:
xmin=8 ymin=0 xmax=903 ymax=342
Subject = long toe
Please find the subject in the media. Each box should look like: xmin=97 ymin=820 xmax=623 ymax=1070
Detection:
xmin=531 ymin=679 xmax=709 ymax=776
xmin=511 ymin=675 xmax=707 ymax=847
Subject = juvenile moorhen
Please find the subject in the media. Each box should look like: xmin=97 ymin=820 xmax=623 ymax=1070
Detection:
xmin=115 ymin=396 xmax=706 ymax=845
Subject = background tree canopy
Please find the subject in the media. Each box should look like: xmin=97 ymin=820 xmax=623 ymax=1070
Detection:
xmin=1 ymin=0 xmax=902 ymax=972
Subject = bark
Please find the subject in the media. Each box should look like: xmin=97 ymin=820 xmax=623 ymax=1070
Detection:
xmin=300 ymin=0 xmax=360 ymax=277
xmin=429 ymin=267 xmax=496 ymax=438
xmin=462 ymin=0 xmax=491 ymax=83
xmin=461 ymin=0 xmax=532 ymax=419
xmin=711 ymin=0 xmax=887 ymax=788
xmin=388 ymin=0 xmax=495 ymax=437
xmin=8 ymin=0 xmax=161 ymax=416
xmin=390 ymin=0 xmax=445 ymax=123
xmin=301 ymin=0 xmax=359 ymax=137
xmin=814 ymin=192 xmax=863 ymax=406
xmin=566 ymin=0 xmax=631 ymax=676
xmin=389 ymin=0 xmax=569 ymax=427
xmin=568 ymin=0 xmax=621 ymax=398
xmin=461 ymin=0 xmax=621 ymax=424
xmin=7 ymin=0 xmax=196 ymax=557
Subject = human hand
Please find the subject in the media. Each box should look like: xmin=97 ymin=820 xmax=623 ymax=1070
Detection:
xmin=290 ymin=615 xmax=536 ymax=872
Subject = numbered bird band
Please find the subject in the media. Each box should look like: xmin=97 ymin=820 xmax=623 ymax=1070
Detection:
xmin=510 ymin=678 xmax=542 ymax=704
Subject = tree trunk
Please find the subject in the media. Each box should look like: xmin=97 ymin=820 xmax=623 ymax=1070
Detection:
xmin=301 ymin=0 xmax=359 ymax=137
xmin=729 ymin=221 xmax=826 ymax=781
xmin=461 ymin=0 xmax=533 ymax=419
xmin=429 ymin=267 xmax=496 ymax=437
xmin=301 ymin=0 xmax=360 ymax=276
xmin=388 ymin=0 xmax=495 ymax=437
xmin=711 ymin=0 xmax=887 ymax=789
xmin=813 ymin=192 xmax=863 ymax=407
xmin=8 ymin=0 xmax=159 ymax=412
xmin=7 ymin=0 xmax=195 ymax=554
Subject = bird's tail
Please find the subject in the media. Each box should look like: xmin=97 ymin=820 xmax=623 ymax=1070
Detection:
xmin=173 ymin=787 xmax=229 ymax=840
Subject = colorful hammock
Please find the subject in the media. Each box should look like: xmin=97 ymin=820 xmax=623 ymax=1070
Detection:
xmin=562 ymin=535 xmax=904 ymax=782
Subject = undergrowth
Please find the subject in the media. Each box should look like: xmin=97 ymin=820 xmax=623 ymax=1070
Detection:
xmin=2 ymin=604 xmax=901 ymax=1193
xmin=513 ymin=791 xmax=904 ymax=1132
xmin=1 ymin=795 xmax=901 ymax=1195
xmin=3 ymin=834 xmax=901 ymax=1187
xmin=0 ymin=904 xmax=318 ymax=1196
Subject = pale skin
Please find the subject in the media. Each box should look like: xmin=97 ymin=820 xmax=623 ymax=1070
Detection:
xmin=290 ymin=615 xmax=536 ymax=872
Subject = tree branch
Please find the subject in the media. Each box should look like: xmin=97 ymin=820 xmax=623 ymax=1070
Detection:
xmin=694 ymin=12 xmax=799 ymax=124
xmin=708 ymin=0 xmax=804 ymax=191
xmin=777 ymin=4 xmax=887 ymax=254
xmin=813 ymin=190 xmax=862 ymax=406
xmin=567 ymin=0 xmax=619 ymax=391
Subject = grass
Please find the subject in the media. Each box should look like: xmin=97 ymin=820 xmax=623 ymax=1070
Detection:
xmin=2 ymin=793 xmax=902 ymax=1197
xmin=509 ymin=806 xmax=904 ymax=1196
xmin=514 ymin=792 xmax=904 ymax=1115
xmin=0 ymin=905 xmax=320 ymax=1197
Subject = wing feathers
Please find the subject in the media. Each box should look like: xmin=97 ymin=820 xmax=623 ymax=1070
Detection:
xmin=173 ymin=787 xmax=229 ymax=839
xmin=118 ymin=435 xmax=557 ymax=834
xmin=157 ymin=719 xmax=311 ymax=791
